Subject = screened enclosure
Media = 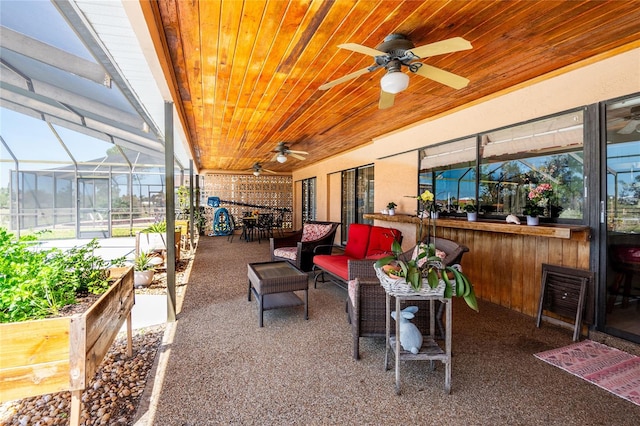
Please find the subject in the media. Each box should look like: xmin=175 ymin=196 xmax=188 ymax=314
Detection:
xmin=0 ymin=1 xmax=192 ymax=239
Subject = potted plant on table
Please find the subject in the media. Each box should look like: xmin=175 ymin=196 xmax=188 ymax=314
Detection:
xmin=386 ymin=202 xmax=398 ymax=216
xmin=375 ymin=239 xmax=478 ymax=312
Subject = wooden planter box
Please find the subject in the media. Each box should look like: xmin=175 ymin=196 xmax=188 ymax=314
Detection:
xmin=136 ymin=230 xmax=182 ymax=266
xmin=0 ymin=266 xmax=136 ymax=425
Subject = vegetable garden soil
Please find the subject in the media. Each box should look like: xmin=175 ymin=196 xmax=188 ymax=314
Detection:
xmin=0 ymin=250 xmax=193 ymax=425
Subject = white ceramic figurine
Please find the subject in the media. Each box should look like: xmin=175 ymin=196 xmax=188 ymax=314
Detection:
xmin=391 ymin=306 xmax=423 ymax=354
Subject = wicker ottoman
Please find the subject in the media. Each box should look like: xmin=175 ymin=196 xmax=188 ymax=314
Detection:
xmin=248 ymin=261 xmax=309 ymax=327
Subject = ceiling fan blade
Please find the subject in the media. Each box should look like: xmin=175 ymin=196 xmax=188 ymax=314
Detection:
xmin=272 ymin=153 xmax=280 ymax=162
xmin=289 ymin=153 xmax=306 ymax=161
xmin=378 ymin=90 xmax=395 ymax=109
xmin=618 ymin=119 xmax=640 ymax=134
xmin=319 ymin=67 xmax=371 ymax=90
xmin=287 ymin=149 xmax=308 ymax=155
xmin=413 ymin=64 xmax=469 ymax=89
xmin=338 ymin=42 xmax=386 ymax=57
xmin=263 ymin=168 xmax=277 ymax=174
xmin=408 ymin=37 xmax=472 ymax=58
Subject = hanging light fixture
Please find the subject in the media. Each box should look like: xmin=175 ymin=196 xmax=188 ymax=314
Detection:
xmin=380 ymin=70 xmax=409 ymax=94
xmin=253 ymin=170 xmax=261 ymax=176
xmin=277 ymin=153 xmax=287 ymax=163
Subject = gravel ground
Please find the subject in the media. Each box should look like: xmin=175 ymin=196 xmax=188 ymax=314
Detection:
xmin=0 ymin=249 xmax=193 ymax=426
xmin=0 ymin=328 xmax=164 ymax=426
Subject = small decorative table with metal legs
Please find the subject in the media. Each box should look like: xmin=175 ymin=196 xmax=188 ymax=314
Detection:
xmin=383 ymin=281 xmax=452 ymax=395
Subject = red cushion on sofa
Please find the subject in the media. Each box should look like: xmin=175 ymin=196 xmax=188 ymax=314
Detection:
xmin=365 ymin=226 xmax=401 ymax=258
xmin=343 ymin=223 xmax=371 ymax=259
xmin=313 ymin=254 xmax=352 ymax=280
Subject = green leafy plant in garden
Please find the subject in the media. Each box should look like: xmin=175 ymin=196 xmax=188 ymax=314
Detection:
xmin=0 ymin=227 xmax=125 ymax=323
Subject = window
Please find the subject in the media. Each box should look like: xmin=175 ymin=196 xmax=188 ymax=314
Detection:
xmin=420 ymin=137 xmax=476 ymax=212
xmin=301 ymin=177 xmax=316 ymax=222
xmin=341 ymin=165 xmax=374 ymax=243
xmin=419 ymin=110 xmax=585 ymax=222
xmin=480 ymin=112 xmax=584 ymax=220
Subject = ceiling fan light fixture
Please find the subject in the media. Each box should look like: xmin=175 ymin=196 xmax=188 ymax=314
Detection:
xmin=380 ymin=71 xmax=409 ymax=94
xmin=253 ymin=170 xmax=261 ymax=176
xmin=277 ymin=153 xmax=287 ymax=163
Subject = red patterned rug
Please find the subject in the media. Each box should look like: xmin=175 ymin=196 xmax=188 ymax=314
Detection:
xmin=535 ymin=340 xmax=640 ymax=406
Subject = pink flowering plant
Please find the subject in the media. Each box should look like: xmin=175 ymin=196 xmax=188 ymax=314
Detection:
xmin=523 ymin=183 xmax=553 ymax=217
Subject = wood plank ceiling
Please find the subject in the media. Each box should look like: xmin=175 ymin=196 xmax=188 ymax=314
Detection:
xmin=148 ymin=0 xmax=640 ymax=174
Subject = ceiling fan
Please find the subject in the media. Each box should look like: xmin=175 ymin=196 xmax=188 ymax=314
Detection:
xmin=319 ymin=34 xmax=472 ymax=109
xmin=249 ymin=162 xmax=276 ymax=176
xmin=272 ymin=142 xmax=308 ymax=163
xmin=618 ymin=105 xmax=640 ymax=134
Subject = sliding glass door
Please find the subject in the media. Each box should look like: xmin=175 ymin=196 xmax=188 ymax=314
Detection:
xmin=341 ymin=165 xmax=374 ymax=244
xmin=602 ymin=95 xmax=640 ymax=343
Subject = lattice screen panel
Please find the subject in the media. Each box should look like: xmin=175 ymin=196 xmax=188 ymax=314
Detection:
xmin=203 ymin=174 xmax=293 ymax=231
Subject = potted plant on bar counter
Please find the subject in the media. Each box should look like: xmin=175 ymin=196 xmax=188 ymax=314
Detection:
xmin=463 ymin=203 xmax=478 ymax=222
xmin=387 ymin=202 xmax=398 ymax=216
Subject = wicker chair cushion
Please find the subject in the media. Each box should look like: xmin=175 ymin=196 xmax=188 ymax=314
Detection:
xmin=301 ymin=223 xmax=333 ymax=242
xmin=313 ymin=254 xmax=352 ymax=279
xmin=347 ymin=279 xmax=358 ymax=307
xmin=273 ymin=246 xmax=297 ymax=261
xmin=411 ymin=244 xmax=446 ymax=267
xmin=365 ymin=226 xmax=402 ymax=258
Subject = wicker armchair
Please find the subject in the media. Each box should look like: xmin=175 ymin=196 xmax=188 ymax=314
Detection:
xmin=346 ymin=237 xmax=469 ymax=360
xmin=270 ymin=221 xmax=340 ymax=272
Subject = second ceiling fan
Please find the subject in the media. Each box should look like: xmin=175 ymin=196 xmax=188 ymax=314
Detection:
xmin=319 ymin=34 xmax=472 ymax=109
xmin=272 ymin=142 xmax=308 ymax=163
xmin=249 ymin=162 xmax=276 ymax=176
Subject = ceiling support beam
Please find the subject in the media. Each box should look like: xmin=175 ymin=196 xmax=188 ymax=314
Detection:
xmin=1 ymin=70 xmax=148 ymax=129
xmin=0 ymin=26 xmax=110 ymax=85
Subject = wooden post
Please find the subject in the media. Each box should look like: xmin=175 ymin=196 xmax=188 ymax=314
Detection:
xmin=126 ymin=311 xmax=133 ymax=358
xmin=70 ymin=390 xmax=81 ymax=425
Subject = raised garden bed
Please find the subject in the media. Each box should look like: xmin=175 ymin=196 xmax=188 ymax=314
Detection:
xmin=0 ymin=266 xmax=135 ymax=426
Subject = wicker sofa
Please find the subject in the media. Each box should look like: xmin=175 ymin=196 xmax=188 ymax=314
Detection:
xmin=346 ymin=237 xmax=469 ymax=359
xmin=312 ymin=223 xmax=402 ymax=289
xmin=270 ymin=221 xmax=340 ymax=272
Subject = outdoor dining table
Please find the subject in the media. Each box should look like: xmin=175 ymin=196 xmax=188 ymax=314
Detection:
xmin=240 ymin=216 xmax=258 ymax=241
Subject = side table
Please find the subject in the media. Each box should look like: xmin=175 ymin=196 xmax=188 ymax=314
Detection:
xmin=383 ymin=284 xmax=452 ymax=395
xmin=248 ymin=261 xmax=309 ymax=327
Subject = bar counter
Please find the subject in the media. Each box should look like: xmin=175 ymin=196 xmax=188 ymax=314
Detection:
xmin=363 ymin=213 xmax=590 ymax=242
xmin=364 ymin=213 xmax=592 ymax=318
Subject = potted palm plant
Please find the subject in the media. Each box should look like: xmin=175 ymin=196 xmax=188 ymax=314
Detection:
xmin=137 ymin=220 xmax=182 ymax=266
xmin=134 ymin=251 xmax=160 ymax=288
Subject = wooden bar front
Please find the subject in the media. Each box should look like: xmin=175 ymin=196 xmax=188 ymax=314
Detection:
xmin=364 ymin=214 xmax=591 ymax=318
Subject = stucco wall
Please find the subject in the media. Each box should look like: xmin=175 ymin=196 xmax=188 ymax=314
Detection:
xmin=292 ymin=48 xmax=640 ymax=246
